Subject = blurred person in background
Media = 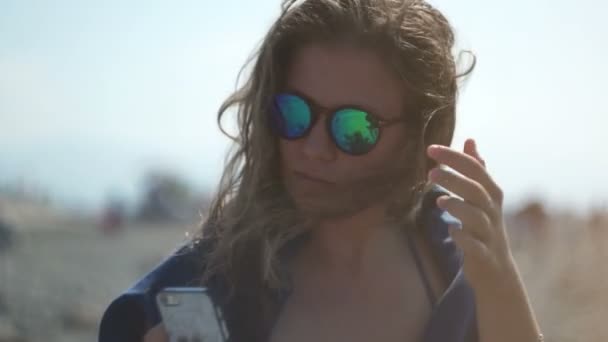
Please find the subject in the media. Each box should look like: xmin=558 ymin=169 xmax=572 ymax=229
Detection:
xmin=0 ymin=203 xmax=15 ymax=253
xmin=99 ymin=0 xmax=543 ymax=341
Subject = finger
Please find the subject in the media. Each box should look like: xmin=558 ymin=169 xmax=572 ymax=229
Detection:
xmin=427 ymin=144 xmax=503 ymax=205
xmin=463 ymin=138 xmax=486 ymax=168
xmin=449 ymin=224 xmax=491 ymax=262
xmin=429 ymin=167 xmax=496 ymax=220
xmin=437 ymin=195 xmax=494 ymax=243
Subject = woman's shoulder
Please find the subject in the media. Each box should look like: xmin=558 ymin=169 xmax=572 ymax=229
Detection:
xmin=98 ymin=239 xmax=214 ymax=342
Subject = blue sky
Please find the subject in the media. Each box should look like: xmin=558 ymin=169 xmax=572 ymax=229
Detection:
xmin=1 ymin=0 xmax=606 ymax=213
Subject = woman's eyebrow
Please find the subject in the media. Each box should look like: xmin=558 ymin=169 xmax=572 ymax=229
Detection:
xmin=283 ymin=86 xmax=313 ymax=100
xmin=282 ymin=86 xmax=323 ymax=108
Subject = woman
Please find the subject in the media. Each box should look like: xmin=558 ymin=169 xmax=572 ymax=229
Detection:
xmin=99 ymin=0 xmax=544 ymax=341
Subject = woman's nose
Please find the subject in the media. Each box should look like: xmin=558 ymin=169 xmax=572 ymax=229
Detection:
xmin=302 ymin=115 xmax=337 ymax=162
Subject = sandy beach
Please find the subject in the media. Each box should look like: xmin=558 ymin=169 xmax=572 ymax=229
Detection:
xmin=0 ymin=208 xmax=606 ymax=341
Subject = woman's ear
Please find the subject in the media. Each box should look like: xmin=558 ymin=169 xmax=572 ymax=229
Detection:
xmin=422 ymin=104 xmax=456 ymax=174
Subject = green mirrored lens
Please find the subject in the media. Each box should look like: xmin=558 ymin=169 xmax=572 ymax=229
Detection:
xmin=331 ymin=109 xmax=379 ymax=155
xmin=274 ymin=94 xmax=311 ymax=138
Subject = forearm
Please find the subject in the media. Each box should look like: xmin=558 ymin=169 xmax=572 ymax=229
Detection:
xmin=474 ymin=264 xmax=543 ymax=342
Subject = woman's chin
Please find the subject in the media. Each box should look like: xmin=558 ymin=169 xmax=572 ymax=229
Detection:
xmin=290 ymin=192 xmax=369 ymax=220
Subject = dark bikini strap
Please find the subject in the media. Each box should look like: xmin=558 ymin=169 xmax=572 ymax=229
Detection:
xmin=406 ymin=230 xmax=437 ymax=308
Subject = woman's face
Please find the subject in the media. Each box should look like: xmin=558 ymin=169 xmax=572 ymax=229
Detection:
xmin=279 ymin=43 xmax=415 ymax=219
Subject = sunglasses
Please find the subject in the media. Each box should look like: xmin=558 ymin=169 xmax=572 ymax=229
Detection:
xmin=270 ymin=92 xmax=409 ymax=156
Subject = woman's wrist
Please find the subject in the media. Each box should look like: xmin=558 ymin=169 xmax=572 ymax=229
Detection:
xmin=468 ymin=252 xmax=520 ymax=297
xmin=472 ymin=261 xmax=543 ymax=342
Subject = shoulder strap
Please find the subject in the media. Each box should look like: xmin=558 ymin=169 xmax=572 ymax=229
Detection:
xmin=406 ymin=229 xmax=437 ymax=308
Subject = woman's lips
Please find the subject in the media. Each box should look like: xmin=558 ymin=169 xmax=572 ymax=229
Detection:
xmin=292 ymin=171 xmax=335 ymax=185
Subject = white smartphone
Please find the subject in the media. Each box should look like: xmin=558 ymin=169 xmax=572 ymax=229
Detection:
xmin=156 ymin=287 xmax=229 ymax=342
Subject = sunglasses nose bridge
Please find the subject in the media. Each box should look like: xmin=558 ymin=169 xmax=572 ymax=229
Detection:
xmin=301 ymin=107 xmax=337 ymax=161
xmin=309 ymin=101 xmax=332 ymax=121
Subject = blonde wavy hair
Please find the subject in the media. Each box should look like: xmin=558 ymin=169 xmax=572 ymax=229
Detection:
xmin=193 ymin=0 xmax=474 ymax=333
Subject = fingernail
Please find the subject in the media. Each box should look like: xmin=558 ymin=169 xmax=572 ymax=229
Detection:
xmin=436 ymin=195 xmax=448 ymax=208
xmin=471 ymin=139 xmax=479 ymax=153
xmin=427 ymin=145 xmax=440 ymax=157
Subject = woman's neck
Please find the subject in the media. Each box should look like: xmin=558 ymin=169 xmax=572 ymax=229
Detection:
xmin=303 ymin=202 xmax=407 ymax=280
